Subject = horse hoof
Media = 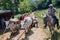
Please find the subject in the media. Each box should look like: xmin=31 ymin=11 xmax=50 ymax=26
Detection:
xmin=43 ymin=27 xmax=46 ymax=29
xmin=57 ymin=27 xmax=59 ymax=29
xmin=57 ymin=27 xmax=60 ymax=29
xmin=25 ymin=32 xmax=28 ymax=34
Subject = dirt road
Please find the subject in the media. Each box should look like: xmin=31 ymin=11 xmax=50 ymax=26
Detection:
xmin=0 ymin=13 xmax=48 ymax=40
xmin=21 ymin=27 xmax=48 ymax=40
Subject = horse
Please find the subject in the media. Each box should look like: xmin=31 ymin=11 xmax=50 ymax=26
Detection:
xmin=43 ymin=14 xmax=58 ymax=34
xmin=4 ymin=18 xmax=20 ymax=34
xmin=46 ymin=15 xmax=54 ymax=34
xmin=8 ymin=21 xmax=19 ymax=33
xmin=23 ymin=13 xmax=33 ymax=34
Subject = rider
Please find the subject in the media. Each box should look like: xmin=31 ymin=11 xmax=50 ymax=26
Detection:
xmin=43 ymin=4 xmax=59 ymax=29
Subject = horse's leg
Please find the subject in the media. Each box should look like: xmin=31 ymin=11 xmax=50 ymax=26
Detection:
xmin=53 ymin=24 xmax=55 ymax=28
xmin=35 ymin=22 xmax=39 ymax=28
xmin=49 ymin=25 xmax=53 ymax=35
xmin=26 ymin=27 xmax=29 ymax=34
xmin=50 ymin=27 xmax=52 ymax=35
xmin=28 ymin=24 xmax=30 ymax=33
xmin=10 ymin=25 xmax=14 ymax=33
xmin=54 ymin=16 xmax=59 ymax=29
xmin=36 ymin=23 xmax=38 ymax=28
xmin=56 ymin=20 xmax=59 ymax=29
xmin=24 ymin=24 xmax=28 ymax=34
xmin=43 ymin=17 xmax=47 ymax=29
xmin=16 ymin=24 xmax=19 ymax=31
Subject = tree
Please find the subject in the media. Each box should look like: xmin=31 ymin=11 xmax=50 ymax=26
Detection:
xmin=0 ymin=0 xmax=12 ymax=10
xmin=18 ymin=0 xmax=32 ymax=13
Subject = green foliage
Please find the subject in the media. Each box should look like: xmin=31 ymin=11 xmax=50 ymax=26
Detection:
xmin=18 ymin=0 xmax=32 ymax=13
xmin=18 ymin=0 xmax=48 ymax=13
xmin=29 ymin=0 xmax=42 ymax=9
xmin=52 ymin=0 xmax=60 ymax=7
xmin=0 ymin=0 xmax=12 ymax=10
xmin=56 ymin=0 xmax=60 ymax=7
xmin=1 ymin=0 xmax=60 ymax=13
xmin=52 ymin=0 xmax=56 ymax=6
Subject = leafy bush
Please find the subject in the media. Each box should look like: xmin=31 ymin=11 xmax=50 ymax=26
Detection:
xmin=52 ymin=0 xmax=60 ymax=7
xmin=18 ymin=0 xmax=52 ymax=13
xmin=18 ymin=0 xmax=60 ymax=13
xmin=0 ymin=0 xmax=12 ymax=10
xmin=18 ymin=0 xmax=32 ymax=13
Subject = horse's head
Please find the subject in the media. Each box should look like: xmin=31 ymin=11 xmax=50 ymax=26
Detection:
xmin=46 ymin=15 xmax=54 ymax=26
xmin=42 ymin=14 xmax=47 ymax=18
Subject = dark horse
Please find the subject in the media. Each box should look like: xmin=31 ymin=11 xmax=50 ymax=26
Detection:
xmin=43 ymin=14 xmax=59 ymax=34
xmin=47 ymin=15 xmax=54 ymax=34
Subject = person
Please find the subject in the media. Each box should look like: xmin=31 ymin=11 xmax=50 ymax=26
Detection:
xmin=43 ymin=4 xmax=59 ymax=29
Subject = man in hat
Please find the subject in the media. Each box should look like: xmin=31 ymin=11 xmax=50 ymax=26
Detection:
xmin=43 ymin=4 xmax=59 ymax=29
xmin=48 ymin=4 xmax=56 ymax=16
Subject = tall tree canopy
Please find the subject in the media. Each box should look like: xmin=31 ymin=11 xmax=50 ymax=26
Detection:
xmin=0 ymin=0 xmax=12 ymax=10
xmin=0 ymin=0 xmax=60 ymax=13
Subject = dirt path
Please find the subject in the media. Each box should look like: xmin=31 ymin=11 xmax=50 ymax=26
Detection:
xmin=22 ymin=12 xmax=48 ymax=40
xmin=21 ymin=27 xmax=48 ymax=40
xmin=0 ymin=12 xmax=48 ymax=40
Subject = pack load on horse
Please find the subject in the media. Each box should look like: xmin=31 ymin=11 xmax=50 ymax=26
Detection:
xmin=7 ymin=17 xmax=20 ymax=33
xmin=24 ymin=13 xmax=32 ymax=34
xmin=43 ymin=4 xmax=60 ymax=34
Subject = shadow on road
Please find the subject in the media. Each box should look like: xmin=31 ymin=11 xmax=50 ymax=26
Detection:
xmin=0 ymin=29 xmax=4 ymax=35
xmin=0 ymin=28 xmax=10 ymax=35
xmin=7 ymin=31 xmax=19 ymax=40
xmin=46 ymin=30 xmax=60 ymax=40
xmin=22 ymin=30 xmax=34 ymax=40
xmin=51 ymin=30 xmax=60 ymax=40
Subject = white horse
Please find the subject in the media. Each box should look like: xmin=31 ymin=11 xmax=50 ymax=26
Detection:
xmin=24 ymin=16 xmax=32 ymax=34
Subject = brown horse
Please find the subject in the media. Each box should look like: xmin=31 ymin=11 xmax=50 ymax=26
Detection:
xmin=4 ymin=18 xmax=20 ymax=34
xmin=8 ymin=21 xmax=19 ymax=33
